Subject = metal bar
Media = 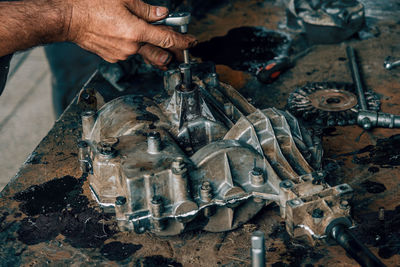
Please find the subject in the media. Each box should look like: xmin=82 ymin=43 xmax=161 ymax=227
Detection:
xmin=346 ymin=46 xmax=368 ymax=111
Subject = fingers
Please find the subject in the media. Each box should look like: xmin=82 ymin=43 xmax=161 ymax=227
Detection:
xmin=135 ymin=21 xmax=197 ymax=50
xmin=125 ymin=0 xmax=168 ymax=22
xmin=138 ymin=43 xmax=172 ymax=68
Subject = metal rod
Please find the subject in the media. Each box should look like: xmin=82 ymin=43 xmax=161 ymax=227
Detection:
xmin=346 ymin=46 xmax=368 ymax=111
xmin=330 ymin=224 xmax=386 ymax=267
xmin=251 ymin=231 xmax=266 ymax=267
xmin=179 ymin=63 xmax=192 ymax=88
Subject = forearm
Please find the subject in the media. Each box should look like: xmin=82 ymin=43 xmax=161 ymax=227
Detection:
xmin=0 ymin=0 xmax=70 ymax=57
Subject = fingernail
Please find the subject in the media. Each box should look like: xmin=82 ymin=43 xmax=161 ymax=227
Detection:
xmin=159 ymin=53 xmax=171 ymax=65
xmin=189 ymin=40 xmax=198 ymax=48
xmin=156 ymin=7 xmax=168 ymax=17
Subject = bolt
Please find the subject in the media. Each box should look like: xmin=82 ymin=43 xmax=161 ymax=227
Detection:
xmin=115 ymin=196 xmax=127 ymax=206
xmin=280 ymin=180 xmax=292 ymax=189
xmin=378 ymin=207 xmax=385 ymax=221
xmin=340 ymin=200 xmax=350 ymax=210
xmin=77 ymin=140 xmax=88 ymax=148
xmin=200 ymin=182 xmax=214 ymax=217
xmin=147 ymin=131 xmax=161 ymax=154
xmin=251 ymin=231 xmax=265 ymax=267
xmin=312 ymin=208 xmax=324 ymax=218
xmin=151 ymin=195 xmax=165 ymax=231
xmin=98 ymin=137 xmax=118 ymax=157
xmin=291 ymin=199 xmax=301 ymax=206
xmin=250 ymin=167 xmax=264 ymax=186
xmin=172 ymin=157 xmax=185 ymax=173
xmin=200 ymin=181 xmax=212 ymax=201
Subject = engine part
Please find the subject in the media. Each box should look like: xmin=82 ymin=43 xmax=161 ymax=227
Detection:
xmin=285 ymin=0 xmax=365 ymax=44
xmin=79 ymin=60 xmax=356 ymax=243
xmin=383 ymin=56 xmax=400 ymax=70
xmin=287 ymin=82 xmax=380 ymax=126
xmin=77 ymin=59 xmax=387 ymax=265
xmin=251 ymin=231 xmax=266 ymax=267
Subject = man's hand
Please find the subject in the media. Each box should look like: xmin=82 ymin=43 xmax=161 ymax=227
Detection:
xmin=66 ymin=0 xmax=196 ymax=67
xmin=0 ymin=0 xmax=196 ymax=68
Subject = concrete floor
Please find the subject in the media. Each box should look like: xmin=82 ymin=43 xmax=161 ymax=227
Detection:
xmin=0 ymin=47 xmax=54 ymax=190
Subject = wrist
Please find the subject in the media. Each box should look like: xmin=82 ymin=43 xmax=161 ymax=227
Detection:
xmin=27 ymin=0 xmax=73 ymax=44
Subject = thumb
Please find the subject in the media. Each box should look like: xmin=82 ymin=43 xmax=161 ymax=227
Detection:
xmin=125 ymin=0 xmax=169 ymax=22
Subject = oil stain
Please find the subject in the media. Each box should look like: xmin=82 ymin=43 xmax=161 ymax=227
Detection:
xmin=352 ymin=206 xmax=400 ymax=259
xmin=353 ymin=134 xmax=400 ymax=166
xmin=269 ymin=222 xmax=325 ymax=265
xmin=14 ymin=175 xmax=117 ymax=248
xmin=190 ymin=27 xmax=290 ymax=74
xmin=100 ymin=241 xmax=142 ymax=261
xmin=360 ymin=180 xmax=386 ymax=194
xmin=134 ymin=255 xmax=182 ymax=267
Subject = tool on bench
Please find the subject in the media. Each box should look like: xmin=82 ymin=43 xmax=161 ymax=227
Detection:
xmin=383 ymin=56 xmax=400 ymax=70
xmin=153 ymin=12 xmax=191 ymax=64
xmin=256 ymin=47 xmax=312 ymax=84
xmin=347 ymin=46 xmax=400 ymax=130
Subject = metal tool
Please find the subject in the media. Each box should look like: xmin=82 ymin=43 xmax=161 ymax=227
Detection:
xmin=383 ymin=56 xmax=400 ymax=70
xmin=287 ymin=82 xmax=380 ymax=127
xmin=256 ymin=47 xmax=312 ymax=84
xmin=251 ymin=231 xmax=266 ymax=267
xmin=347 ymin=46 xmax=400 ymax=130
xmin=330 ymin=224 xmax=386 ymax=267
xmin=153 ymin=12 xmax=191 ymax=64
xmin=346 ymin=46 xmax=368 ymax=111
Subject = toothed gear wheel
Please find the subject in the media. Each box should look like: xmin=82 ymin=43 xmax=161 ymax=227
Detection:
xmin=287 ymin=82 xmax=380 ymax=126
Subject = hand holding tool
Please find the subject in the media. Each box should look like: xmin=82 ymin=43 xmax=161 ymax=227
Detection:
xmin=153 ymin=12 xmax=191 ymax=64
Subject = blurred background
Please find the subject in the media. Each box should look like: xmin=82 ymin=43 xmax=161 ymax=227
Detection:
xmin=0 ymin=48 xmax=54 ymax=190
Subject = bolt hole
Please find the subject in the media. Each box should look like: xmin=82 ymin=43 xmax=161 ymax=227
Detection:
xmin=326 ymin=97 xmax=341 ymax=104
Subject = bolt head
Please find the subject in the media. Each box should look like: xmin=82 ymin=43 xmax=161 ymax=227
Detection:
xmin=201 ymin=181 xmax=211 ymax=191
xmin=151 ymin=195 xmax=163 ymax=205
xmin=251 ymin=167 xmax=263 ymax=176
xmin=312 ymin=208 xmax=324 ymax=218
xmin=115 ymin=196 xmax=127 ymax=206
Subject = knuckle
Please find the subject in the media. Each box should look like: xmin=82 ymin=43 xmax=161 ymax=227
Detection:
xmin=160 ymin=35 xmax=174 ymax=48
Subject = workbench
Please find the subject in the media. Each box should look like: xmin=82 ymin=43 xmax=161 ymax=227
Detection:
xmin=0 ymin=1 xmax=399 ymax=266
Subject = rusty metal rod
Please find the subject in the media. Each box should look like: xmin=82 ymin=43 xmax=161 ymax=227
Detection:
xmin=330 ymin=224 xmax=386 ymax=267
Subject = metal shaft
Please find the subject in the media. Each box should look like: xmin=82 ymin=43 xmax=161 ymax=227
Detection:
xmin=347 ymin=46 xmax=368 ymax=111
xmin=251 ymin=231 xmax=266 ymax=267
xmin=330 ymin=224 xmax=386 ymax=267
xmin=179 ymin=63 xmax=192 ymax=88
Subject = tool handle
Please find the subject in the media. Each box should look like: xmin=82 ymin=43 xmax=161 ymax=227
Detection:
xmin=257 ymin=57 xmax=291 ymax=84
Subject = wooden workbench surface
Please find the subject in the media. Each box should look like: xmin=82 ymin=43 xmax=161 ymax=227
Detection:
xmin=1 ymin=1 xmax=399 ymax=266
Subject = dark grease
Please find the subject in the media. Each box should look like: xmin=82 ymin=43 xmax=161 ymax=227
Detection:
xmin=190 ymin=27 xmax=290 ymax=74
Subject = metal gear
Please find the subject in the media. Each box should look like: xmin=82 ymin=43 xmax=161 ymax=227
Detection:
xmin=287 ymin=82 xmax=380 ymax=126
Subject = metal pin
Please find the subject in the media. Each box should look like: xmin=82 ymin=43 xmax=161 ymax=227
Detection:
xmin=251 ymin=231 xmax=266 ymax=267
